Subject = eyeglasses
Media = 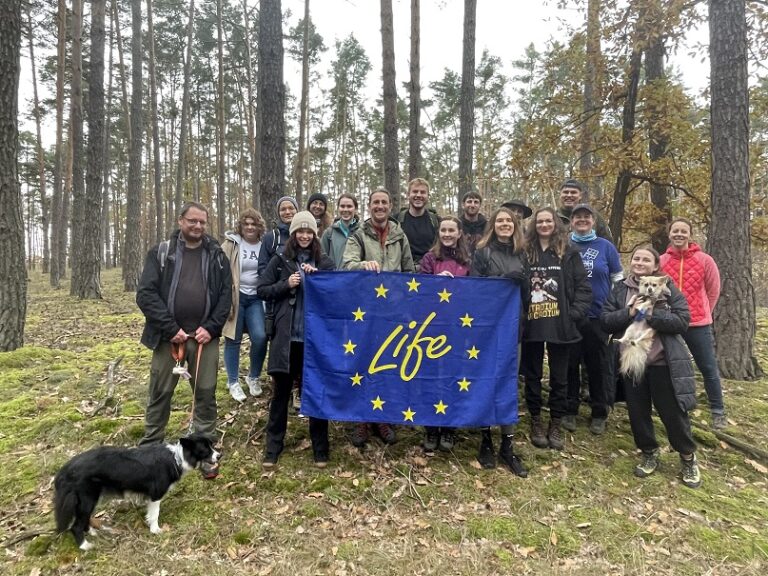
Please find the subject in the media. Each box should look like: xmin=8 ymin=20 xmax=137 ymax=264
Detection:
xmin=183 ymin=217 xmax=207 ymax=226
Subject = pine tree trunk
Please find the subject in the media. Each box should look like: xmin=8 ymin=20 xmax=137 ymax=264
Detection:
xmin=242 ymin=0 xmax=258 ymax=208
xmin=0 ymin=0 xmax=27 ymax=351
xmin=708 ymin=0 xmax=762 ymax=380
xmin=50 ymin=0 xmax=67 ymax=288
xmin=457 ymin=0 xmax=476 ymax=204
xmin=123 ymin=0 xmax=143 ymax=291
xmin=293 ymin=0 xmax=310 ymax=204
xmin=102 ymin=4 xmax=114 ymax=269
xmin=73 ymin=0 xmax=106 ymax=299
xmin=408 ymin=0 xmax=421 ymax=181
xmin=380 ymin=0 xmax=399 ymax=209
xmin=176 ymin=0 xmax=195 ymax=218
xmin=216 ymin=0 xmax=226 ymax=238
xmin=257 ymin=0 xmax=285 ymax=214
xmin=147 ymin=0 xmax=163 ymax=244
xmin=579 ymin=0 xmax=602 ymax=199
xmin=69 ymin=0 xmax=86 ymax=296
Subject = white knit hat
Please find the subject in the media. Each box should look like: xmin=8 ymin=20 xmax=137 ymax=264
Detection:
xmin=289 ymin=210 xmax=318 ymax=235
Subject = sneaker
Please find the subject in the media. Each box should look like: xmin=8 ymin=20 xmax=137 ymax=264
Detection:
xmin=376 ymin=423 xmax=397 ymax=445
xmin=589 ymin=417 xmax=607 ymax=435
xmin=201 ymin=461 xmax=219 ymax=480
xmin=634 ymin=449 xmax=660 ymax=478
xmin=548 ymin=418 xmax=564 ymax=450
xmin=351 ymin=423 xmax=369 ymax=447
xmin=228 ymin=381 xmax=247 ymax=403
xmin=262 ymin=451 xmax=279 ymax=469
xmin=712 ymin=414 xmax=728 ymax=430
xmin=680 ymin=454 xmax=702 ymax=488
xmin=562 ymin=415 xmax=577 ymax=432
xmin=313 ymin=451 xmax=329 ymax=469
xmin=291 ymin=388 xmax=302 ymax=412
xmin=477 ymin=434 xmax=496 ymax=469
xmin=424 ymin=428 xmax=440 ymax=452
xmin=530 ymin=416 xmax=548 ymax=449
xmin=246 ymin=376 xmax=263 ymax=397
xmin=439 ymin=430 xmax=456 ymax=452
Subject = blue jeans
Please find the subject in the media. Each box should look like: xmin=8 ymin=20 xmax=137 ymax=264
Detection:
xmin=683 ymin=325 xmax=725 ymax=415
xmin=224 ymin=292 xmax=267 ymax=384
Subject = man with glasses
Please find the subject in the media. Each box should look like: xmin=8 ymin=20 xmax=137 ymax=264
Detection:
xmin=136 ymin=202 xmax=232 ymax=474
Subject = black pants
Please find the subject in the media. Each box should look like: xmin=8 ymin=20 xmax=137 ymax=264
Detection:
xmin=520 ymin=341 xmax=571 ymax=419
xmin=623 ymin=364 xmax=696 ymax=455
xmin=265 ymin=342 xmax=329 ymax=457
xmin=566 ymin=319 xmax=609 ymax=419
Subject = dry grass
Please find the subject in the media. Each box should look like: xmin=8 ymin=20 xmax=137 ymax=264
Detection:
xmin=0 ymin=268 xmax=766 ymax=575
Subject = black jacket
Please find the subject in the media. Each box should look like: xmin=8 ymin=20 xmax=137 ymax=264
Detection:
xmin=256 ymin=252 xmax=335 ymax=375
xmin=136 ymin=231 xmax=232 ymax=350
xmin=600 ymin=279 xmax=696 ymax=411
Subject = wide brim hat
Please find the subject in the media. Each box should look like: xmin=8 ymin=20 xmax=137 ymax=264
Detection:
xmin=500 ymin=199 xmax=533 ymax=219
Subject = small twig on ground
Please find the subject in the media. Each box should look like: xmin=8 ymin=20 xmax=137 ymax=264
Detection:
xmin=394 ymin=466 xmax=427 ymax=509
xmin=3 ymin=528 xmax=53 ymax=547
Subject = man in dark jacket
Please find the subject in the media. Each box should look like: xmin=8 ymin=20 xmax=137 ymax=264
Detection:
xmin=136 ymin=202 xmax=232 ymax=455
xmin=460 ymin=190 xmax=488 ymax=255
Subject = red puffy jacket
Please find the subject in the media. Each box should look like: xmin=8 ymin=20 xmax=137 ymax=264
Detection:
xmin=660 ymin=242 xmax=720 ymax=327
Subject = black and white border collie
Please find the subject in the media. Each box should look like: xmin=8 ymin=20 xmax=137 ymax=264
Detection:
xmin=54 ymin=434 xmax=220 ymax=550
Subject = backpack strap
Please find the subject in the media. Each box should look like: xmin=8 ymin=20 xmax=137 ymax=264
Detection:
xmin=157 ymin=240 xmax=170 ymax=272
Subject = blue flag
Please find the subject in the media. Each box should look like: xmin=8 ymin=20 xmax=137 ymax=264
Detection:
xmin=302 ymin=271 xmax=520 ymax=427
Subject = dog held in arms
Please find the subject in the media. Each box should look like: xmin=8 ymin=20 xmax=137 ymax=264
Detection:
xmin=615 ymin=275 xmax=671 ymax=381
xmin=54 ymin=434 xmax=220 ymax=550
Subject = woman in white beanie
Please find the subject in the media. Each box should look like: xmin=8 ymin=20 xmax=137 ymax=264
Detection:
xmin=256 ymin=211 xmax=335 ymax=469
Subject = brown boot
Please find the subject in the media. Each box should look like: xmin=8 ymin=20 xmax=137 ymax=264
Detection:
xmin=548 ymin=418 xmax=564 ymax=450
xmin=530 ymin=416 xmax=548 ymax=449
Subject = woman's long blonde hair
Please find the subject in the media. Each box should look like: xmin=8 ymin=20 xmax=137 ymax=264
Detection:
xmin=476 ymin=207 xmax=525 ymax=253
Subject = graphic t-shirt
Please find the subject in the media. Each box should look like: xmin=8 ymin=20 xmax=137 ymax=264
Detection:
xmin=572 ymin=237 xmax=622 ymax=318
xmin=239 ymin=239 xmax=262 ymax=295
xmin=526 ymin=249 xmax=563 ymax=342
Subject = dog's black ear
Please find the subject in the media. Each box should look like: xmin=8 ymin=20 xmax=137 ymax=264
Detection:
xmin=179 ymin=436 xmax=193 ymax=451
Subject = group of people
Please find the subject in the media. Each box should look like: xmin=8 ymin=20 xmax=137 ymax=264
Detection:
xmin=134 ymin=177 xmax=726 ymax=489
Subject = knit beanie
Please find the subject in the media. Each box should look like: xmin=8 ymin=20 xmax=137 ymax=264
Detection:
xmin=306 ymin=192 xmax=328 ymax=210
xmin=276 ymin=196 xmax=299 ymax=215
xmin=289 ymin=210 xmax=318 ymax=235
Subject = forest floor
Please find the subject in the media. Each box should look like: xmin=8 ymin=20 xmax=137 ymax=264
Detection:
xmin=1 ymin=268 xmax=767 ymax=575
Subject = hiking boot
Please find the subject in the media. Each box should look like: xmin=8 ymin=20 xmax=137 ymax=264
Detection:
xmin=246 ymin=376 xmax=263 ymax=397
xmin=530 ymin=416 xmax=548 ymax=449
xmin=477 ymin=433 xmax=496 ymax=469
xmin=712 ymin=413 xmax=728 ymax=430
xmin=680 ymin=454 xmax=702 ymax=488
xmin=634 ymin=449 xmax=660 ymax=478
xmin=562 ymin=415 xmax=577 ymax=432
xmin=423 ymin=428 xmax=439 ymax=452
xmin=499 ymin=436 xmax=528 ymax=478
xmin=589 ymin=417 xmax=607 ymax=435
xmin=548 ymin=418 xmax=565 ymax=450
xmin=439 ymin=430 xmax=456 ymax=452
xmin=291 ymin=388 xmax=302 ymax=412
xmin=376 ymin=423 xmax=397 ymax=445
xmin=228 ymin=381 xmax=247 ymax=403
xmin=351 ymin=423 xmax=370 ymax=447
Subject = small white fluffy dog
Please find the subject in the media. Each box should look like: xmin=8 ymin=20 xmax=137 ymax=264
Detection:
xmin=615 ymin=275 xmax=671 ymax=380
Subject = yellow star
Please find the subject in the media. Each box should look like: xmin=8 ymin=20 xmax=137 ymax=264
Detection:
xmin=350 ymin=372 xmax=363 ymax=386
xmin=460 ymin=313 xmax=474 ymax=327
xmin=457 ymin=377 xmax=471 ymax=391
xmin=371 ymin=396 xmax=385 ymax=411
xmin=375 ymin=284 xmax=389 ymax=298
xmin=467 ymin=346 xmax=480 ymax=359
xmin=402 ymin=407 xmax=416 ymax=422
xmin=343 ymin=340 xmax=357 ymax=354
xmin=434 ymin=400 xmax=448 ymax=415
xmin=438 ymin=288 xmax=452 ymax=302
xmin=352 ymin=307 xmax=366 ymax=321
xmin=406 ymin=277 xmax=421 ymax=292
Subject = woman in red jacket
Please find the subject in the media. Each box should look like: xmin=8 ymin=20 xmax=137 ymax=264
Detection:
xmin=660 ymin=218 xmax=727 ymax=429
